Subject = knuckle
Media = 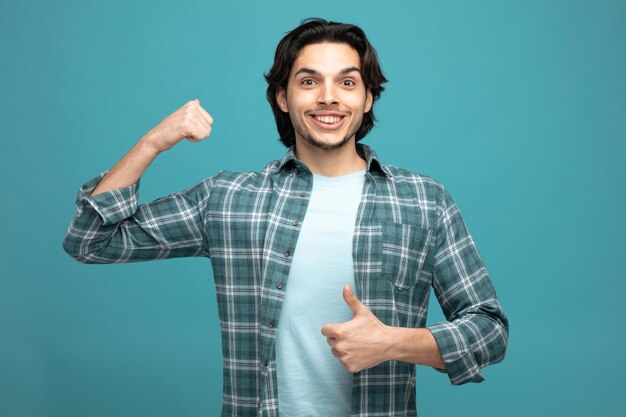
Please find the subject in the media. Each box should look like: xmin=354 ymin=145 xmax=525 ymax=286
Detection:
xmin=344 ymin=361 xmax=358 ymax=373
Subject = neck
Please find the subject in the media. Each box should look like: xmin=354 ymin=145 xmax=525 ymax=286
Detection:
xmin=294 ymin=138 xmax=367 ymax=177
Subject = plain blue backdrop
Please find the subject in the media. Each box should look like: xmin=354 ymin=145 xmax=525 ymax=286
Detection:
xmin=1 ymin=1 xmax=625 ymax=416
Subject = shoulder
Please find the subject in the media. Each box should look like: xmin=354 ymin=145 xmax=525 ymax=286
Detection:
xmin=207 ymin=158 xmax=282 ymax=191
xmin=382 ymin=164 xmax=447 ymax=203
xmin=372 ymin=163 xmax=454 ymax=229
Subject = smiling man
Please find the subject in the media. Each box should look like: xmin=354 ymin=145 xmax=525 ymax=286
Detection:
xmin=63 ymin=18 xmax=508 ymax=417
xmin=277 ymin=43 xmax=371 ymax=152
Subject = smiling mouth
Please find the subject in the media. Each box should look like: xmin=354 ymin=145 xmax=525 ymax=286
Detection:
xmin=309 ymin=114 xmax=346 ymax=129
xmin=313 ymin=115 xmax=343 ymax=124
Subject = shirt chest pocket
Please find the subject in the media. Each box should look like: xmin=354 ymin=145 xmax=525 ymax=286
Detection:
xmin=381 ymin=222 xmax=434 ymax=290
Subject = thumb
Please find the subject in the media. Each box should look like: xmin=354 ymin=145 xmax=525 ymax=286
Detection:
xmin=343 ymin=284 xmax=366 ymax=316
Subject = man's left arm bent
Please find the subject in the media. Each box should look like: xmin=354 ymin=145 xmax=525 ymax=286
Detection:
xmin=423 ymin=186 xmax=509 ymax=384
xmin=322 ymin=187 xmax=508 ymax=384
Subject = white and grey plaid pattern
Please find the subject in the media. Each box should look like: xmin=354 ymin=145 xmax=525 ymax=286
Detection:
xmin=63 ymin=144 xmax=508 ymax=416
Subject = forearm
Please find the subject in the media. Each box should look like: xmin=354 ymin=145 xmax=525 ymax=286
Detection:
xmin=91 ymin=98 xmax=214 ymax=196
xmin=386 ymin=326 xmax=445 ymax=370
xmin=91 ymin=134 xmax=160 ymax=196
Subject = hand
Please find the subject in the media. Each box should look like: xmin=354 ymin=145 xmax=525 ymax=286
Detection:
xmin=142 ymin=99 xmax=214 ymax=154
xmin=321 ymin=284 xmax=393 ymax=373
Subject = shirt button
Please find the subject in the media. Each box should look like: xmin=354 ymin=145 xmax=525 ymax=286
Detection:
xmin=284 ymin=250 xmax=290 ymax=257
xmin=276 ymin=281 xmax=284 ymax=289
xmin=261 ymin=360 xmax=268 ymax=368
xmin=293 ymin=220 xmax=300 ymax=227
xmin=268 ymin=320 xmax=275 ymax=328
xmin=299 ymin=192 xmax=307 ymax=198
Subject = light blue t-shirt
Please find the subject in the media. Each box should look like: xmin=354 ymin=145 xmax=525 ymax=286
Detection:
xmin=275 ymin=169 xmax=366 ymax=417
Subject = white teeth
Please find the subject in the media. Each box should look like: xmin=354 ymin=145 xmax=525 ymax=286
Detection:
xmin=314 ymin=115 xmax=342 ymax=124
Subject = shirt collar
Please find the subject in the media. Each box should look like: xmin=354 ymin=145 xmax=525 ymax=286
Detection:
xmin=273 ymin=143 xmax=393 ymax=178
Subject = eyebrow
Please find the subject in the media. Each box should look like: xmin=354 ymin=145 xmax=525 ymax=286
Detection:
xmin=293 ymin=66 xmax=361 ymax=77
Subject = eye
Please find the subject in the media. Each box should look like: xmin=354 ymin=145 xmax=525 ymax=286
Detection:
xmin=342 ymin=79 xmax=356 ymax=87
xmin=301 ymin=79 xmax=315 ymax=86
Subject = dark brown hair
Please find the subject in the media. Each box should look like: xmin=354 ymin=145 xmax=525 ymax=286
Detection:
xmin=265 ymin=18 xmax=388 ymax=148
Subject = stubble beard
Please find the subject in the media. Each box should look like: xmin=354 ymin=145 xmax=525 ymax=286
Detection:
xmin=299 ymin=130 xmax=353 ymax=150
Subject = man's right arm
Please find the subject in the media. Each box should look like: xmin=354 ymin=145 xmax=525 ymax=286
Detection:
xmin=62 ymin=99 xmax=216 ymax=263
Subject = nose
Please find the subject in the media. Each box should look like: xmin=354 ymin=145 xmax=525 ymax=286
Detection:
xmin=318 ymin=81 xmax=338 ymax=106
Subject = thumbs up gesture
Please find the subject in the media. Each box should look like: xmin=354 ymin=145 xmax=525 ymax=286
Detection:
xmin=321 ymin=284 xmax=393 ymax=373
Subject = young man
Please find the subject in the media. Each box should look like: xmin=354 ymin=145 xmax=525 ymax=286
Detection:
xmin=63 ymin=18 xmax=508 ymax=417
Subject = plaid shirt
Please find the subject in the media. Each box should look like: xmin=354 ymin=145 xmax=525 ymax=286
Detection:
xmin=63 ymin=144 xmax=508 ymax=417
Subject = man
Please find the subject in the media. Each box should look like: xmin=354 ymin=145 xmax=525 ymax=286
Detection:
xmin=63 ymin=18 xmax=508 ymax=417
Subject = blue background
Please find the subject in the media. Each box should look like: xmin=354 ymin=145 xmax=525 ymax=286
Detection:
xmin=2 ymin=1 xmax=625 ymax=416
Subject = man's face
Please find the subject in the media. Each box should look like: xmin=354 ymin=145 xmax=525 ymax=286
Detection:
xmin=276 ymin=42 xmax=373 ymax=151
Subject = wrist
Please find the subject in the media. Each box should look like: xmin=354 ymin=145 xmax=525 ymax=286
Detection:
xmin=138 ymin=133 xmax=163 ymax=157
xmin=383 ymin=327 xmax=445 ymax=369
xmin=383 ymin=325 xmax=402 ymax=362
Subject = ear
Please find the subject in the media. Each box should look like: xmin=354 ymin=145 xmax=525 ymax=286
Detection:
xmin=364 ymin=89 xmax=373 ymax=113
xmin=276 ymin=87 xmax=289 ymax=113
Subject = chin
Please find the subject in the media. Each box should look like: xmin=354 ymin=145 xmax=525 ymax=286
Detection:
xmin=297 ymin=127 xmax=355 ymax=150
xmin=303 ymin=135 xmax=352 ymax=151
